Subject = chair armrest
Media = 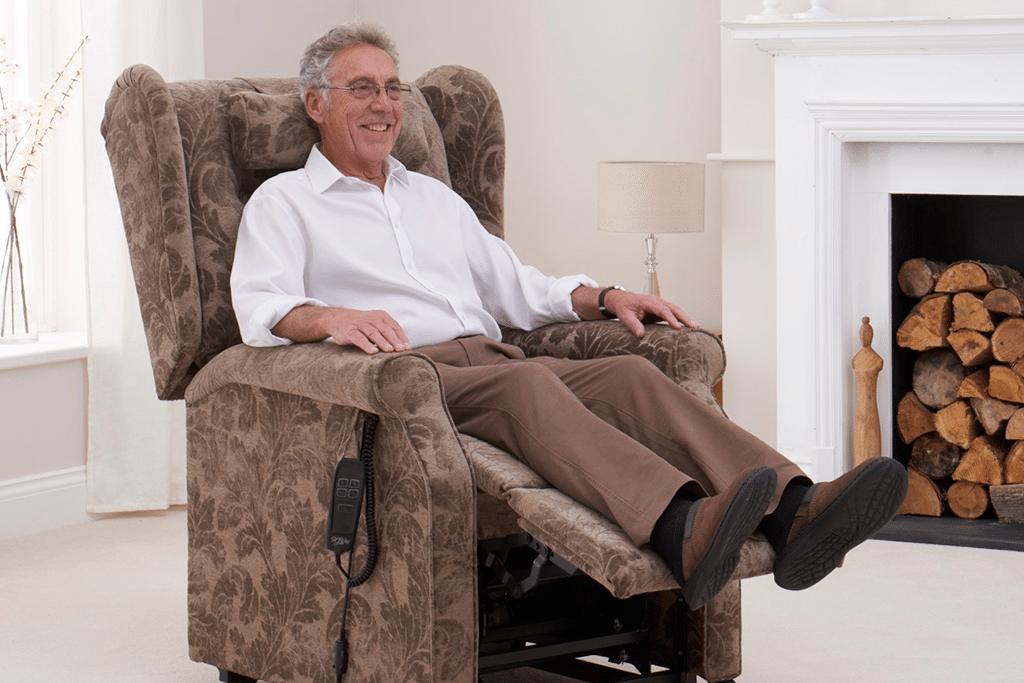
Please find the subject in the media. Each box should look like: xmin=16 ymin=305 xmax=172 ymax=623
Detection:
xmin=184 ymin=342 xmax=479 ymax=683
xmin=185 ymin=343 xmax=448 ymax=421
xmin=503 ymin=321 xmax=726 ymax=410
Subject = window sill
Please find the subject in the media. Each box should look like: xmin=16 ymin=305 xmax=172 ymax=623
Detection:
xmin=0 ymin=332 xmax=89 ymax=371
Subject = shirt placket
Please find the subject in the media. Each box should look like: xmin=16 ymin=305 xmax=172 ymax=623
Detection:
xmin=382 ymin=189 xmax=472 ymax=327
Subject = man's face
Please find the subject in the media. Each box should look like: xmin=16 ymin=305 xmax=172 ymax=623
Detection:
xmin=305 ymin=43 xmax=403 ymax=180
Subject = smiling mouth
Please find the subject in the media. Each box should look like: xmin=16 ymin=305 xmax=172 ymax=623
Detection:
xmin=363 ymin=123 xmax=391 ymax=133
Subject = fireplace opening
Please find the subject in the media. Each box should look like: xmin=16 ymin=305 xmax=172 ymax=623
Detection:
xmin=881 ymin=193 xmax=1024 ymax=551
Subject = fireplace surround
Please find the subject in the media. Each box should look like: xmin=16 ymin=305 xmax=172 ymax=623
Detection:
xmin=724 ymin=16 xmax=1024 ymax=486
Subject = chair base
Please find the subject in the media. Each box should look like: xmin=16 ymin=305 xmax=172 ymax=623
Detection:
xmin=480 ymin=662 xmax=703 ymax=683
xmin=477 ymin=534 xmax=696 ymax=683
xmin=216 ymin=533 xmax=717 ymax=683
xmin=218 ymin=669 xmax=257 ymax=683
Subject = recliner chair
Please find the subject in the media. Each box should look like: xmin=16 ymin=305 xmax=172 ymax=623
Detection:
xmin=101 ymin=62 xmax=775 ymax=683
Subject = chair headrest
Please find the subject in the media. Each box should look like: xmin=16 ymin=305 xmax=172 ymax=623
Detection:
xmin=226 ymin=83 xmax=451 ymax=186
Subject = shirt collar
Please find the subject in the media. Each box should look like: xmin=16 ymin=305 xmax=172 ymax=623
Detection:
xmin=305 ymin=145 xmax=409 ymax=193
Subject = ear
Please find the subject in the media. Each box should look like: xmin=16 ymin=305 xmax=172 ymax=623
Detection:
xmin=304 ymin=88 xmax=327 ymax=126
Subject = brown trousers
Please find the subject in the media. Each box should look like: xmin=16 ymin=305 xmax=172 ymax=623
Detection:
xmin=418 ymin=336 xmax=807 ymax=546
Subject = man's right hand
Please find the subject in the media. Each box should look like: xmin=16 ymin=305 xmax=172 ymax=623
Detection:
xmin=272 ymin=305 xmax=412 ymax=355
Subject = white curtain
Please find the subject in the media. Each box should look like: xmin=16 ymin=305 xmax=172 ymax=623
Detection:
xmin=82 ymin=0 xmax=204 ymax=513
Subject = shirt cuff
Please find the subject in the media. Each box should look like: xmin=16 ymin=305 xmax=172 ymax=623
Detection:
xmin=242 ymin=297 xmax=328 ymax=346
xmin=549 ymin=274 xmax=599 ymax=322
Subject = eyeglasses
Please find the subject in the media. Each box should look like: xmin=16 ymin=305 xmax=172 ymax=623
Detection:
xmin=326 ymin=81 xmax=411 ymax=101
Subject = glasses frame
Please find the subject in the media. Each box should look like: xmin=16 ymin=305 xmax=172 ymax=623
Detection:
xmin=325 ymin=81 xmax=412 ymax=101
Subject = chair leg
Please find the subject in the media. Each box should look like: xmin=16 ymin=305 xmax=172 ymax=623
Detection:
xmin=218 ymin=669 xmax=257 ymax=683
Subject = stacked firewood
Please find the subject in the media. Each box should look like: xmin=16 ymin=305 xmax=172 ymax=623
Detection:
xmin=896 ymin=258 xmax=1024 ymax=522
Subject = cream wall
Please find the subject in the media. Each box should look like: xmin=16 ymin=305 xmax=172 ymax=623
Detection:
xmin=203 ymin=0 xmax=724 ymax=329
xmin=717 ymin=1 xmax=777 ymax=445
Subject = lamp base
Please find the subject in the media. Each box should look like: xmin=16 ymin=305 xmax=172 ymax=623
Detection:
xmin=644 ymin=270 xmax=660 ymax=297
xmin=643 ymin=233 xmax=660 ymax=297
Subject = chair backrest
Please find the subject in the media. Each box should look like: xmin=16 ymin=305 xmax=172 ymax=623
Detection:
xmin=102 ymin=64 xmax=505 ymax=400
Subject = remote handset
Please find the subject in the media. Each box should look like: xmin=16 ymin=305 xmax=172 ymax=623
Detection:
xmin=326 ymin=459 xmax=366 ymax=554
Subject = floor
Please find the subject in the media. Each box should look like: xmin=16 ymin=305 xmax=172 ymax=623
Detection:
xmin=2 ymin=509 xmax=1023 ymax=683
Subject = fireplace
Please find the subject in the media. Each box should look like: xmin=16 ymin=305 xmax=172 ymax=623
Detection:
xmin=724 ymin=15 xmax=1024 ymax=548
xmin=884 ymin=194 xmax=1024 ymax=551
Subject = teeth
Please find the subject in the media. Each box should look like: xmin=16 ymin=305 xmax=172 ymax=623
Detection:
xmin=366 ymin=124 xmax=389 ymax=132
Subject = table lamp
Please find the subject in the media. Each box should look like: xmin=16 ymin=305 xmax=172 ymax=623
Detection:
xmin=597 ymin=161 xmax=705 ymax=296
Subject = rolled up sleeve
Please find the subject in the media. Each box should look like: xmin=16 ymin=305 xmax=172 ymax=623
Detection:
xmin=462 ymin=202 xmax=597 ymax=330
xmin=231 ymin=193 xmax=327 ymax=346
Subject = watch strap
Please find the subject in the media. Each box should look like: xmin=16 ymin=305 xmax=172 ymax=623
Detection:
xmin=597 ymin=285 xmax=625 ymax=319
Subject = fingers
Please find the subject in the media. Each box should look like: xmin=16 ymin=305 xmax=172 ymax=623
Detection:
xmin=661 ymin=301 xmax=701 ymax=330
xmin=678 ymin=310 xmax=700 ymax=329
xmin=346 ymin=332 xmax=383 ymax=355
xmin=331 ymin=309 xmax=412 ymax=354
xmin=359 ymin=323 xmax=411 ymax=354
xmin=616 ymin=307 xmax=647 ymax=338
xmin=614 ymin=293 xmax=700 ymax=338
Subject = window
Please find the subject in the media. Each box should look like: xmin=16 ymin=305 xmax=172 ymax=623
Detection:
xmin=1 ymin=1 xmax=87 ymax=336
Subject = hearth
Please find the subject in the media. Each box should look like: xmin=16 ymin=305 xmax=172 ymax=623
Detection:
xmin=875 ymin=515 xmax=1024 ymax=552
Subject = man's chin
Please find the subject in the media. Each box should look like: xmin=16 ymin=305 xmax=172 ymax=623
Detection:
xmin=361 ymin=144 xmax=397 ymax=164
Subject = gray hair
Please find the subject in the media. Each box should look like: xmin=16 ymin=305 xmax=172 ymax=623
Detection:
xmin=299 ymin=23 xmax=400 ymax=100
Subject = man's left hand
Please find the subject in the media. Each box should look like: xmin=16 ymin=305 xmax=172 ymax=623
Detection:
xmin=608 ymin=289 xmax=700 ymax=338
xmin=572 ymin=286 xmax=701 ymax=338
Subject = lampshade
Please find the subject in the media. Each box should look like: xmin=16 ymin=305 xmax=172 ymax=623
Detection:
xmin=597 ymin=161 xmax=705 ymax=234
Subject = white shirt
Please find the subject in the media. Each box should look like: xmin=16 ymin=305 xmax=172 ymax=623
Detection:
xmin=231 ymin=146 xmax=596 ymax=348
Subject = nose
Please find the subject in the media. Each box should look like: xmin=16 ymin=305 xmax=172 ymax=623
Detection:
xmin=368 ymin=87 xmax=391 ymax=109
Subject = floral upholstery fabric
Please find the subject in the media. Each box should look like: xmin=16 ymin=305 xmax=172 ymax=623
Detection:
xmin=226 ymin=82 xmax=452 ymax=185
xmin=416 ymin=65 xmax=506 ymax=239
xmin=100 ymin=66 xmax=459 ymax=400
xmin=186 ymin=346 xmax=476 ymax=683
xmin=102 ymin=62 xmax=765 ymax=683
xmin=504 ymin=321 xmax=726 ymax=413
xmin=101 ymin=65 xmax=200 ymax=400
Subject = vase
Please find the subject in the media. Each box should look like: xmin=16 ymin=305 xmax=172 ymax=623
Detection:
xmin=747 ymin=0 xmax=787 ymax=21
xmin=793 ymin=0 xmax=840 ymax=19
xmin=1 ymin=209 xmax=38 ymax=343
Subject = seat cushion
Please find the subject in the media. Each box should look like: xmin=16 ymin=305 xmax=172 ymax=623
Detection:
xmin=226 ymin=82 xmax=451 ymax=185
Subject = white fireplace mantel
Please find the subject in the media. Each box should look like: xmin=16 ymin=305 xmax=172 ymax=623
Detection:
xmin=724 ymin=16 xmax=1024 ymax=481
xmin=722 ymin=15 xmax=1024 ymax=55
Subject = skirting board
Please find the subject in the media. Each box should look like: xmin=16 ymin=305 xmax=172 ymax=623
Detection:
xmin=0 ymin=467 xmax=97 ymax=541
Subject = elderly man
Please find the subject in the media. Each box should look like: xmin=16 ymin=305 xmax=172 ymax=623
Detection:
xmin=231 ymin=23 xmax=907 ymax=609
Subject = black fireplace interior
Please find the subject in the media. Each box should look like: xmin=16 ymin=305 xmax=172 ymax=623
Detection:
xmin=883 ymin=193 xmax=1024 ymax=550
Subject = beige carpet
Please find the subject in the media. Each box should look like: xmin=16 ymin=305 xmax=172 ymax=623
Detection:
xmin=2 ymin=509 xmax=1023 ymax=683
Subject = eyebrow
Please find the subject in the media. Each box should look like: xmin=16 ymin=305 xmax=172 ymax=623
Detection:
xmin=345 ymin=75 xmax=402 ymax=85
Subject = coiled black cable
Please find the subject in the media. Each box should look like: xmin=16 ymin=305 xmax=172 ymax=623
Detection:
xmin=333 ymin=412 xmax=380 ymax=683
xmin=348 ymin=412 xmax=378 ymax=587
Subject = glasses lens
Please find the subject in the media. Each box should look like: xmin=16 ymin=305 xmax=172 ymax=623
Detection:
xmin=352 ymin=83 xmax=375 ymax=99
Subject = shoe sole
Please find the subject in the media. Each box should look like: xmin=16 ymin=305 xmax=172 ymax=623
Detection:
xmin=774 ymin=458 xmax=908 ymax=591
xmin=683 ymin=467 xmax=777 ymax=609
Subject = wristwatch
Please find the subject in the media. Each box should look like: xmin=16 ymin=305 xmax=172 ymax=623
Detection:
xmin=597 ymin=285 xmax=626 ymax=319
